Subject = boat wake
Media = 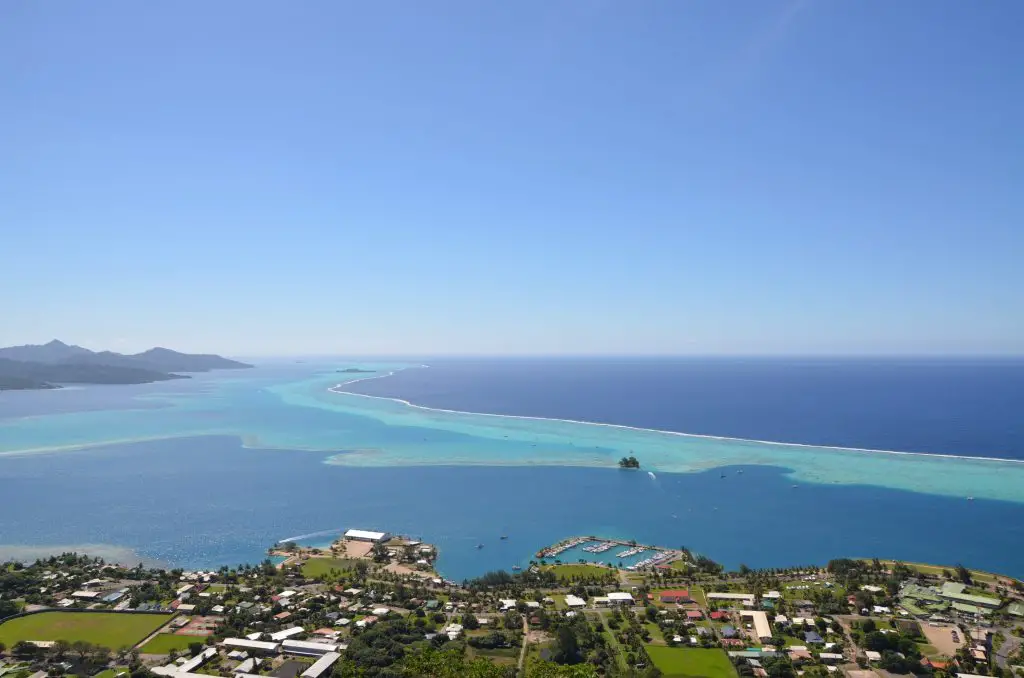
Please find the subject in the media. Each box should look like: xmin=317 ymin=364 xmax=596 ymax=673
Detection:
xmin=278 ymin=528 xmax=343 ymax=543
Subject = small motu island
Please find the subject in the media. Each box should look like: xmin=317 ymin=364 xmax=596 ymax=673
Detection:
xmin=2 ymin=532 xmax=1022 ymax=678
xmin=618 ymin=455 xmax=641 ymax=468
xmin=337 ymin=368 xmax=376 ymax=374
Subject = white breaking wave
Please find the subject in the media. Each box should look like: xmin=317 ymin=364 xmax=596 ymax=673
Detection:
xmin=327 ymin=366 xmax=1024 ymax=466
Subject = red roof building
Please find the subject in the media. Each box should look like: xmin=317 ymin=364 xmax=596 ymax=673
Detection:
xmin=686 ymin=610 xmax=703 ymax=619
xmin=710 ymin=611 xmax=729 ymax=620
xmin=659 ymin=590 xmax=692 ymax=604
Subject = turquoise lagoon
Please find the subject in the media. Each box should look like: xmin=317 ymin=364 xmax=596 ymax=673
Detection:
xmin=3 ymin=363 xmax=1024 ymax=504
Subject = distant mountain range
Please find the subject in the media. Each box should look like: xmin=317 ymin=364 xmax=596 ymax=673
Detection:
xmin=0 ymin=340 xmax=252 ymax=391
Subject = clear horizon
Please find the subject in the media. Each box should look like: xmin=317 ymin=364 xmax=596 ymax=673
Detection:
xmin=3 ymin=2 xmax=1022 ymax=355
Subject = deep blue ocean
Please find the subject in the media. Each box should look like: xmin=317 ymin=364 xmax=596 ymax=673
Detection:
xmin=347 ymin=357 xmax=1024 ymax=459
xmin=2 ymin=358 xmax=1023 ymax=579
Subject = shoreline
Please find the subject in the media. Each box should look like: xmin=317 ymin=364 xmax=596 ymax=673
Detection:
xmin=327 ymin=367 xmax=1024 ymax=467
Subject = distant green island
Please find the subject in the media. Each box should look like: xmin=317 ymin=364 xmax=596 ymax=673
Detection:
xmin=618 ymin=455 xmax=641 ymax=468
xmin=338 ymin=368 xmax=376 ymax=374
xmin=0 ymin=339 xmax=252 ymax=391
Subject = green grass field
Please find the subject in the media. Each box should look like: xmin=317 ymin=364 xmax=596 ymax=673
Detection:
xmin=301 ymin=557 xmax=361 ymax=578
xmin=138 ymin=633 xmax=203 ymax=654
xmin=546 ymin=563 xmax=612 ymax=580
xmin=0 ymin=612 xmax=172 ymax=649
xmin=468 ymin=646 xmax=518 ymax=665
xmin=645 ymin=647 xmax=737 ymax=678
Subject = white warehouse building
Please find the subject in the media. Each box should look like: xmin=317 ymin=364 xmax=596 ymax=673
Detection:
xmin=344 ymin=529 xmax=390 ymax=543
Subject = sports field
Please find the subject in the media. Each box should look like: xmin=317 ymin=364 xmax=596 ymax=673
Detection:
xmin=301 ymin=557 xmax=361 ymax=579
xmin=546 ymin=563 xmax=612 ymax=580
xmin=645 ymin=647 xmax=737 ymax=678
xmin=139 ymin=633 xmax=203 ymax=654
xmin=0 ymin=612 xmax=172 ymax=649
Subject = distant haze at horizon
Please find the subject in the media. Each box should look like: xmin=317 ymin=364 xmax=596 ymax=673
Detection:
xmin=2 ymin=339 xmax=1024 ymax=360
xmin=3 ymin=2 xmax=1022 ymax=356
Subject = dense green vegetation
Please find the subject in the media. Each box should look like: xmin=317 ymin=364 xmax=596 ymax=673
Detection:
xmin=618 ymin=456 xmax=641 ymax=468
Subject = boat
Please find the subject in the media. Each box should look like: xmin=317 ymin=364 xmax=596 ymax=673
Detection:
xmin=720 ymin=473 xmax=726 ymax=479
xmin=648 ymin=472 xmax=656 ymax=480
xmin=737 ymin=469 xmax=744 ymax=474
xmin=967 ymin=496 xmax=974 ymax=501
xmin=500 ymin=535 xmax=508 ymax=540
xmin=512 ymin=565 xmax=521 ymax=570
xmin=476 ymin=544 xmax=484 ymax=549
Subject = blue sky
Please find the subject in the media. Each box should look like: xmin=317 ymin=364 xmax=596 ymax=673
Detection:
xmin=2 ymin=1 xmax=1022 ymax=356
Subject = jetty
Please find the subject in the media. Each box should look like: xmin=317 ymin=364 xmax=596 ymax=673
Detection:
xmin=535 ymin=535 xmax=685 ymax=570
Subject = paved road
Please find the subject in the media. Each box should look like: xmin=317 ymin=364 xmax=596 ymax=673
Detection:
xmin=517 ymin=614 xmax=529 ymax=675
xmin=993 ymin=628 xmax=1022 ymax=670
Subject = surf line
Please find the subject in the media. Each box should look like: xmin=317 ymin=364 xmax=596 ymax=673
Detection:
xmin=326 ymin=366 xmax=1024 ymax=467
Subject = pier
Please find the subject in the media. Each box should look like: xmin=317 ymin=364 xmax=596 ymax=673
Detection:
xmin=535 ymin=535 xmax=685 ymax=570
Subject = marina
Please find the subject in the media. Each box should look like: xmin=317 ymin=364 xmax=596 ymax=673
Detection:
xmin=536 ymin=536 xmax=683 ymax=571
xmin=582 ymin=541 xmax=615 ymax=554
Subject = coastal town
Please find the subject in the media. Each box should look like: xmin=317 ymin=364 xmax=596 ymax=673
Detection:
xmin=1 ymin=531 xmax=1023 ymax=678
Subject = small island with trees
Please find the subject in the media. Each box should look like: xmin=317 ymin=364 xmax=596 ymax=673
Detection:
xmin=618 ymin=455 xmax=640 ymax=468
xmin=337 ymin=368 xmax=376 ymax=374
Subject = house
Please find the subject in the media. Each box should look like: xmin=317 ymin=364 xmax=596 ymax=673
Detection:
xmin=607 ymin=592 xmax=634 ymax=605
xmin=710 ymin=611 xmax=730 ymax=621
xmin=659 ymin=590 xmax=692 ymax=604
xmin=72 ymin=590 xmax=100 ymax=599
xmin=938 ymin=582 xmax=1000 ymax=609
xmin=301 ymin=652 xmax=341 ymax=678
xmin=343 ymin=529 xmax=390 ymax=543
xmin=820 ymin=653 xmax=844 ymax=663
xmin=269 ymin=627 xmax=305 ymax=642
xmin=564 ymin=595 xmax=586 ymax=608
xmin=500 ymin=599 xmax=517 ymax=611
xmin=223 ymin=638 xmax=281 ymax=654
xmin=281 ymin=639 xmax=339 ymax=657
xmin=234 ymin=658 xmax=258 ymax=674
xmin=722 ymin=626 xmax=738 ymax=638
xmin=178 ymin=648 xmax=217 ymax=674
xmin=789 ymin=648 xmax=813 ymax=662
xmin=686 ymin=611 xmax=703 ymax=620
xmin=804 ymin=631 xmax=824 ymax=644
xmin=865 ymin=651 xmax=882 ymax=662
xmin=740 ymin=611 xmax=773 ymax=641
